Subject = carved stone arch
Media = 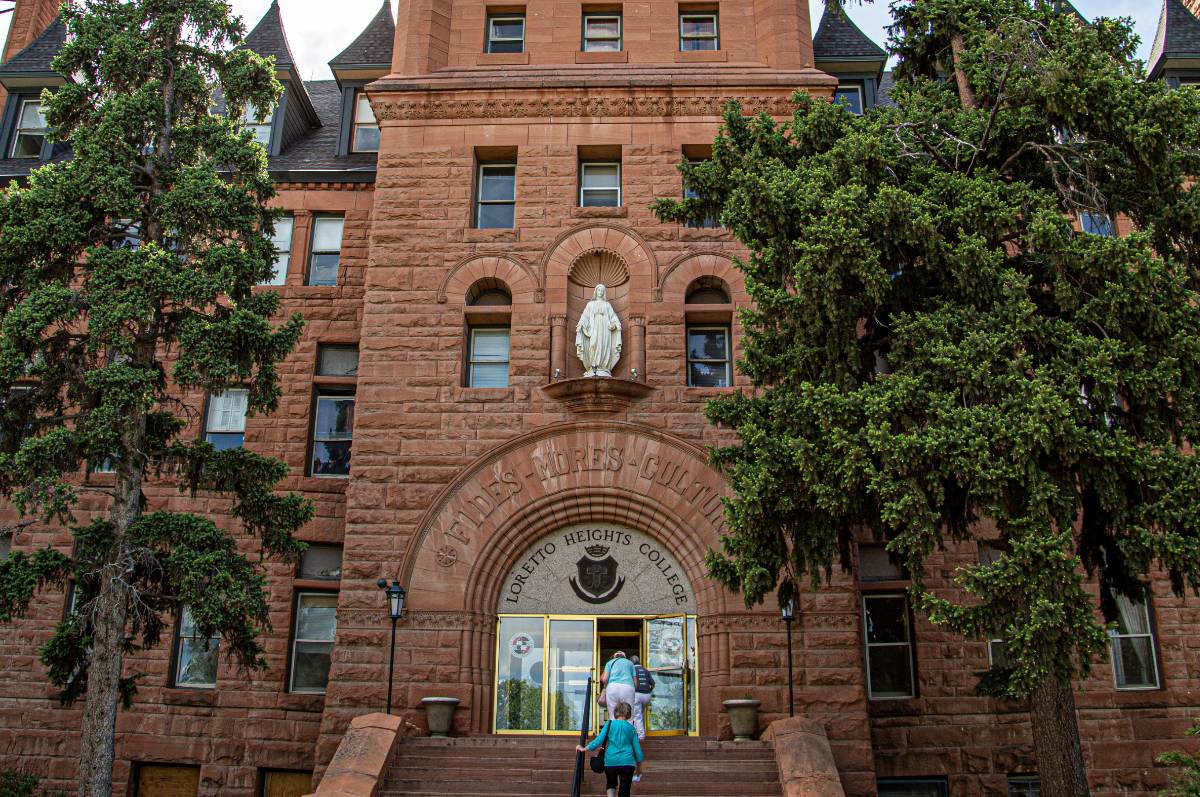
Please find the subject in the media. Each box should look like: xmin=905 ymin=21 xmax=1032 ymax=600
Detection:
xmin=656 ymin=251 xmax=746 ymax=303
xmin=438 ymin=253 xmax=541 ymax=305
xmin=539 ymin=222 xmax=657 ymax=299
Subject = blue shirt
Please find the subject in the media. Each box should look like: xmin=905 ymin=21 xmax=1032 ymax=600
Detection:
xmin=604 ymin=656 xmax=636 ymax=686
xmin=585 ymin=719 xmax=644 ymax=768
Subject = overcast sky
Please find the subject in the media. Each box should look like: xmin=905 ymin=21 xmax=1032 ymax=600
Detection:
xmin=0 ymin=0 xmax=1161 ymax=82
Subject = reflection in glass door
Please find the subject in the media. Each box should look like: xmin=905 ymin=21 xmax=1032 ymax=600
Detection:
xmin=643 ymin=615 xmax=688 ymax=735
xmin=494 ymin=616 xmax=545 ymax=732
xmin=548 ymin=618 xmax=596 ymax=731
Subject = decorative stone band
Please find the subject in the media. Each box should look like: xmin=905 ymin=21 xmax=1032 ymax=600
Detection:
xmin=373 ymin=94 xmax=800 ymax=121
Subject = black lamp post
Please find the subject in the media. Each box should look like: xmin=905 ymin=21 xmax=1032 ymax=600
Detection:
xmin=781 ymin=594 xmax=796 ymax=717
xmin=377 ymin=578 xmax=407 ymax=715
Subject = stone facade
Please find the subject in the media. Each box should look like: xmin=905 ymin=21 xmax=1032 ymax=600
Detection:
xmin=0 ymin=1 xmax=1198 ymax=796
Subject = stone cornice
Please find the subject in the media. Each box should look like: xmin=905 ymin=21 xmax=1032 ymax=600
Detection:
xmin=374 ymin=93 xmax=800 ymax=121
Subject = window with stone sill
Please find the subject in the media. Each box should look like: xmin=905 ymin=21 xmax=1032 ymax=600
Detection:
xmin=978 ymin=542 xmax=1009 ymax=667
xmin=862 ymin=593 xmax=915 ymax=699
xmin=679 ymin=11 xmax=719 ymax=51
xmin=858 ymin=543 xmax=906 ymax=582
xmin=580 ymin=161 xmax=620 ymax=207
xmin=289 ymin=591 xmax=338 ymax=693
xmin=583 ymin=13 xmax=622 ymax=52
xmin=310 ymin=389 xmax=355 ymax=477
xmin=265 ymin=215 xmax=294 ymax=286
xmin=10 ymin=98 xmax=48 ymax=159
xmin=351 ymin=92 xmax=380 ymax=153
xmin=298 ymin=543 xmax=343 ymax=581
xmin=171 ymin=606 xmax=220 ymax=689
xmin=685 ymin=325 xmax=731 ymax=387
xmin=317 ymin=344 xmax=360 ymax=377
xmin=306 ymin=215 xmax=345 ymax=287
xmin=1008 ymin=775 xmax=1040 ymax=797
xmin=1109 ymin=594 xmax=1160 ymax=690
xmin=468 ymin=326 xmax=511 ymax=388
xmin=683 ymin=160 xmax=720 ymax=229
xmin=487 ymin=13 xmax=526 ymax=53
xmin=475 ymin=163 xmax=517 ymax=229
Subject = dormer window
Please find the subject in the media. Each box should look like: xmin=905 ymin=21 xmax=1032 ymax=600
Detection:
xmin=487 ymin=13 xmax=525 ymax=53
xmin=834 ymin=85 xmax=865 ymax=115
xmin=240 ymin=103 xmax=273 ymax=148
xmin=351 ymin=93 xmax=379 ymax=153
xmin=10 ymin=99 xmax=47 ymax=159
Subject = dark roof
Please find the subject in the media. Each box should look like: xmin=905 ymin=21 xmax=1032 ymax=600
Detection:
xmin=242 ymin=0 xmax=297 ymax=71
xmin=812 ymin=4 xmax=886 ymax=62
xmin=329 ymin=0 xmax=395 ymax=69
xmin=0 ymin=16 xmax=66 ymax=77
xmin=1150 ymin=0 xmax=1200 ymax=77
xmin=268 ymin=80 xmax=376 ymax=179
xmin=877 ymin=70 xmax=897 ymax=108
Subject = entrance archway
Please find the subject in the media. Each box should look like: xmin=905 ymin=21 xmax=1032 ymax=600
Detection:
xmin=398 ymin=422 xmax=737 ymax=735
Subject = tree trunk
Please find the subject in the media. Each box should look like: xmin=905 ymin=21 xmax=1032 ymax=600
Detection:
xmin=949 ymin=32 xmax=978 ymax=110
xmin=1029 ymin=677 xmax=1091 ymax=797
xmin=78 ymin=568 xmax=129 ymax=797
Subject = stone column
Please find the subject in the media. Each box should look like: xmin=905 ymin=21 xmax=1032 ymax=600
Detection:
xmin=630 ymin=314 xmax=646 ymax=381
xmin=550 ymin=314 xmax=567 ymax=381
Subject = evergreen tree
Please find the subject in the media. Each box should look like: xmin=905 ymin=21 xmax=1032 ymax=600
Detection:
xmin=0 ymin=2 xmax=311 ymax=795
xmin=655 ymin=3 xmax=1200 ymax=795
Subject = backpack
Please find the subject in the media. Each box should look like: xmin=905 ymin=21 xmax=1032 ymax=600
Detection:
xmin=634 ymin=665 xmax=655 ymax=694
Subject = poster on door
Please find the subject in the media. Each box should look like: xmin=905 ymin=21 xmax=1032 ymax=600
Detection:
xmin=646 ymin=617 xmax=685 ymax=670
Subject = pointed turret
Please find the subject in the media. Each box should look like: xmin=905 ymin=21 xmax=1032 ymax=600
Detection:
xmin=329 ymin=0 xmax=395 ymax=87
xmin=240 ymin=0 xmax=320 ymax=154
xmin=813 ymin=4 xmax=887 ymax=112
xmin=1149 ymin=0 xmax=1200 ymax=80
xmin=0 ymin=16 xmax=66 ymax=90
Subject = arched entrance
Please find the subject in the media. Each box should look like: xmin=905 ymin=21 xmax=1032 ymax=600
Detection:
xmin=400 ymin=422 xmax=735 ymax=736
xmin=495 ymin=523 xmax=698 ymax=735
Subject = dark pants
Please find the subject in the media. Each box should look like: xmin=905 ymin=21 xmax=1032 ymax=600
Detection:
xmin=605 ymin=765 xmax=635 ymax=797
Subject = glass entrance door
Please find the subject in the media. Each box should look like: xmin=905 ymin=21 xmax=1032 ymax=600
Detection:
xmin=643 ymin=615 xmax=689 ymax=736
xmin=547 ymin=618 xmax=595 ymax=732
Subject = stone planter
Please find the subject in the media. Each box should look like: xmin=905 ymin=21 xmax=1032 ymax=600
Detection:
xmin=723 ymin=698 xmax=762 ymax=741
xmin=421 ymin=696 xmax=460 ymax=737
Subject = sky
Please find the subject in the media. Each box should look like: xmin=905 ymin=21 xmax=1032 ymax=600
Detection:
xmin=0 ymin=0 xmax=1162 ymax=82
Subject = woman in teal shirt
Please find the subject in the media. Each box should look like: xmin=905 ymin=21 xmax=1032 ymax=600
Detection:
xmin=577 ymin=701 xmax=644 ymax=797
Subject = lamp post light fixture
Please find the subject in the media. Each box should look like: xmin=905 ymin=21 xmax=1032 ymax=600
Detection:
xmin=781 ymin=594 xmax=796 ymax=718
xmin=377 ymin=578 xmax=407 ymax=715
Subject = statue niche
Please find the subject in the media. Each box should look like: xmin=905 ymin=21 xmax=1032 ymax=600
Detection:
xmin=565 ymin=249 xmax=630 ymax=379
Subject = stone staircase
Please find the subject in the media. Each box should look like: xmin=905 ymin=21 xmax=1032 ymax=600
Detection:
xmin=379 ymin=735 xmax=783 ymax=797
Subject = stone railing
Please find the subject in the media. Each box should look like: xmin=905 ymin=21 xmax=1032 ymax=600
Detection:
xmin=304 ymin=713 xmax=402 ymax=797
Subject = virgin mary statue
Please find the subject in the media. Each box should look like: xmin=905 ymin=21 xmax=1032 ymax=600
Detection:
xmin=575 ymin=284 xmax=622 ymax=377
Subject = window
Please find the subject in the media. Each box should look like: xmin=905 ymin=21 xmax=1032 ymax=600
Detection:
xmin=172 ymin=606 xmax=220 ymax=689
xmin=475 ymin=163 xmax=517 ymax=228
xmin=204 ymin=389 xmax=248 ymax=451
xmin=863 ymin=594 xmax=915 ymax=699
xmin=266 ymin=215 xmax=294 ymax=286
xmin=259 ymin=770 xmax=313 ymax=797
xmin=835 ymin=85 xmax=865 ymax=115
xmin=289 ymin=592 xmax=337 ymax=693
xmin=1008 ymin=776 xmax=1040 ymax=797
xmin=10 ymin=98 xmax=47 ymax=158
xmin=679 ymin=12 xmax=719 ymax=51
xmin=683 ymin=162 xmax=719 ymax=229
xmin=351 ymin=93 xmax=380 ymax=153
xmin=1080 ymin=212 xmax=1115 ymax=237
xmin=298 ymin=544 xmax=343 ymax=581
xmin=1110 ymin=594 xmax=1160 ymax=689
xmin=858 ymin=544 xmax=905 ymax=582
xmin=240 ymin=103 xmax=273 ymax=148
xmin=685 ymin=277 xmax=730 ymax=304
xmin=307 ymin=216 xmax=344 ymax=286
xmin=580 ymin=162 xmax=620 ymax=207
xmin=877 ymin=779 xmax=949 ymax=797
xmin=468 ymin=327 xmax=510 ymax=388
xmin=686 ymin=326 xmax=731 ymax=387
xmin=583 ymin=13 xmax=622 ymax=51
xmin=317 ymin=344 xmax=359 ymax=377
xmin=487 ymin=13 xmax=525 ymax=53
xmin=134 ymin=764 xmax=200 ymax=796
xmin=978 ymin=542 xmax=1008 ymax=667
xmin=310 ymin=391 xmax=354 ymax=477
xmin=0 ymin=533 xmax=9 ymax=560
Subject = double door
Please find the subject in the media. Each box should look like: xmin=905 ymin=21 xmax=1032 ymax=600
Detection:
xmin=493 ymin=614 xmax=697 ymax=736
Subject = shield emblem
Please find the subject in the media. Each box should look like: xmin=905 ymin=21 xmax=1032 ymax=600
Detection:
xmin=570 ymin=555 xmax=625 ymax=604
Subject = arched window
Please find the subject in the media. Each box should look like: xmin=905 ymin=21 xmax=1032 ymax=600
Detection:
xmin=465 ymin=279 xmax=512 ymax=387
xmin=684 ymin=278 xmax=732 ymax=387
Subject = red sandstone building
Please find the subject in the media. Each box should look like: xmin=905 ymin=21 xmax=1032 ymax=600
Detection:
xmin=0 ymin=0 xmax=1197 ymax=795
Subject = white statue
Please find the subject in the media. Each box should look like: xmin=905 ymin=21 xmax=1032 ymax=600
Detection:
xmin=575 ymin=284 xmax=622 ymax=378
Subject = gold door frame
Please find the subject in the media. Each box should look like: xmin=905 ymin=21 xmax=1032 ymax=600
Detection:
xmin=493 ymin=613 xmax=699 ymax=737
